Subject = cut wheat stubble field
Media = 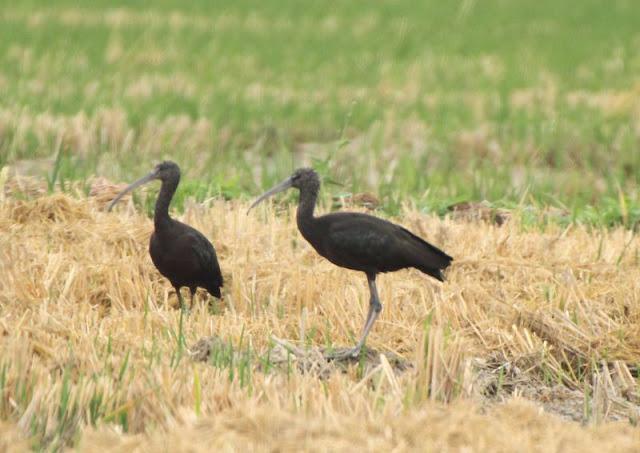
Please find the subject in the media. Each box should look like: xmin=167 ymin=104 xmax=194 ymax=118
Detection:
xmin=0 ymin=178 xmax=639 ymax=451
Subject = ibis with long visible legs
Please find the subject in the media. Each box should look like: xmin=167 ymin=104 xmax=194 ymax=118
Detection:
xmin=108 ymin=161 xmax=223 ymax=310
xmin=248 ymin=168 xmax=452 ymax=358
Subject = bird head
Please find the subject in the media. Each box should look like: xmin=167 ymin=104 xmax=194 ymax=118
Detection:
xmin=107 ymin=160 xmax=181 ymax=211
xmin=247 ymin=167 xmax=320 ymax=214
xmin=290 ymin=167 xmax=320 ymax=191
xmin=153 ymin=161 xmax=181 ymax=182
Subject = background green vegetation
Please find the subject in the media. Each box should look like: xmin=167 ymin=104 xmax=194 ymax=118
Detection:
xmin=1 ymin=0 xmax=639 ymax=226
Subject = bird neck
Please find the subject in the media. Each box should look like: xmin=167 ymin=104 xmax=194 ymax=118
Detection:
xmin=154 ymin=176 xmax=179 ymax=230
xmin=296 ymin=186 xmax=318 ymax=234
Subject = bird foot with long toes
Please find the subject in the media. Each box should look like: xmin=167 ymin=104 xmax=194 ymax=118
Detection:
xmin=324 ymin=346 xmax=364 ymax=361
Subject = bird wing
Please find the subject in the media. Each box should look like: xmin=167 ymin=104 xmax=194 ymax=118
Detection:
xmin=184 ymin=227 xmax=223 ymax=286
xmin=322 ymin=214 xmax=396 ymax=270
xmin=320 ymin=212 xmax=452 ymax=279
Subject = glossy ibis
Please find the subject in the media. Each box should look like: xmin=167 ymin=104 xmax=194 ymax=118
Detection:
xmin=248 ymin=168 xmax=452 ymax=358
xmin=108 ymin=161 xmax=223 ymax=310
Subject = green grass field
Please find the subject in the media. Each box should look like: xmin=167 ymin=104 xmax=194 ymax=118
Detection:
xmin=2 ymin=0 xmax=640 ymax=225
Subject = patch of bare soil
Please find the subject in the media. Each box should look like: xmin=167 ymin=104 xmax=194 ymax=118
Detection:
xmin=190 ymin=335 xmax=640 ymax=424
xmin=189 ymin=335 xmax=412 ymax=380
xmin=469 ymin=352 xmax=640 ymax=423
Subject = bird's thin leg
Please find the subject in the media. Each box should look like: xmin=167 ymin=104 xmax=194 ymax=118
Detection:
xmin=175 ymin=287 xmax=187 ymax=351
xmin=360 ymin=302 xmax=376 ymax=340
xmin=352 ymin=275 xmax=382 ymax=354
xmin=175 ymin=287 xmax=188 ymax=314
xmin=328 ymin=274 xmax=382 ymax=360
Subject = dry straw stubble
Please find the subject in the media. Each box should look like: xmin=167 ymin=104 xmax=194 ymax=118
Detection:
xmin=0 ymin=187 xmax=639 ymax=451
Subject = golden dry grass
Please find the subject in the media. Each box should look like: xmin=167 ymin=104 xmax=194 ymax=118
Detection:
xmin=1 ymin=183 xmax=640 ymax=451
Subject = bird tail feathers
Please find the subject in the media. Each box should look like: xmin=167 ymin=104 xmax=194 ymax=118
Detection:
xmin=402 ymin=227 xmax=453 ymax=281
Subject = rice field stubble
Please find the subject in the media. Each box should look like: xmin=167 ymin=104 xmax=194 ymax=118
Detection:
xmin=2 ymin=0 xmax=640 ymax=450
xmin=0 ymin=183 xmax=639 ymax=451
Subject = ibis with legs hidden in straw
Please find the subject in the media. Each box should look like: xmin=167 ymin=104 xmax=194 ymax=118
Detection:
xmin=248 ymin=168 xmax=452 ymax=359
xmin=107 ymin=161 xmax=223 ymax=310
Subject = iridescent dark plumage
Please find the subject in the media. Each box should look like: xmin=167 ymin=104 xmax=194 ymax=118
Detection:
xmin=249 ymin=168 xmax=452 ymax=358
xmin=108 ymin=161 xmax=223 ymax=310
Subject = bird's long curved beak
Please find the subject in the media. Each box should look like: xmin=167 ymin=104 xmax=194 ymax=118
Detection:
xmin=107 ymin=170 xmax=159 ymax=212
xmin=247 ymin=176 xmax=293 ymax=214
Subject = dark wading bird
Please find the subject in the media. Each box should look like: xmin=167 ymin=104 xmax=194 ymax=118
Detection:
xmin=248 ymin=168 xmax=453 ymax=359
xmin=108 ymin=161 xmax=223 ymax=310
